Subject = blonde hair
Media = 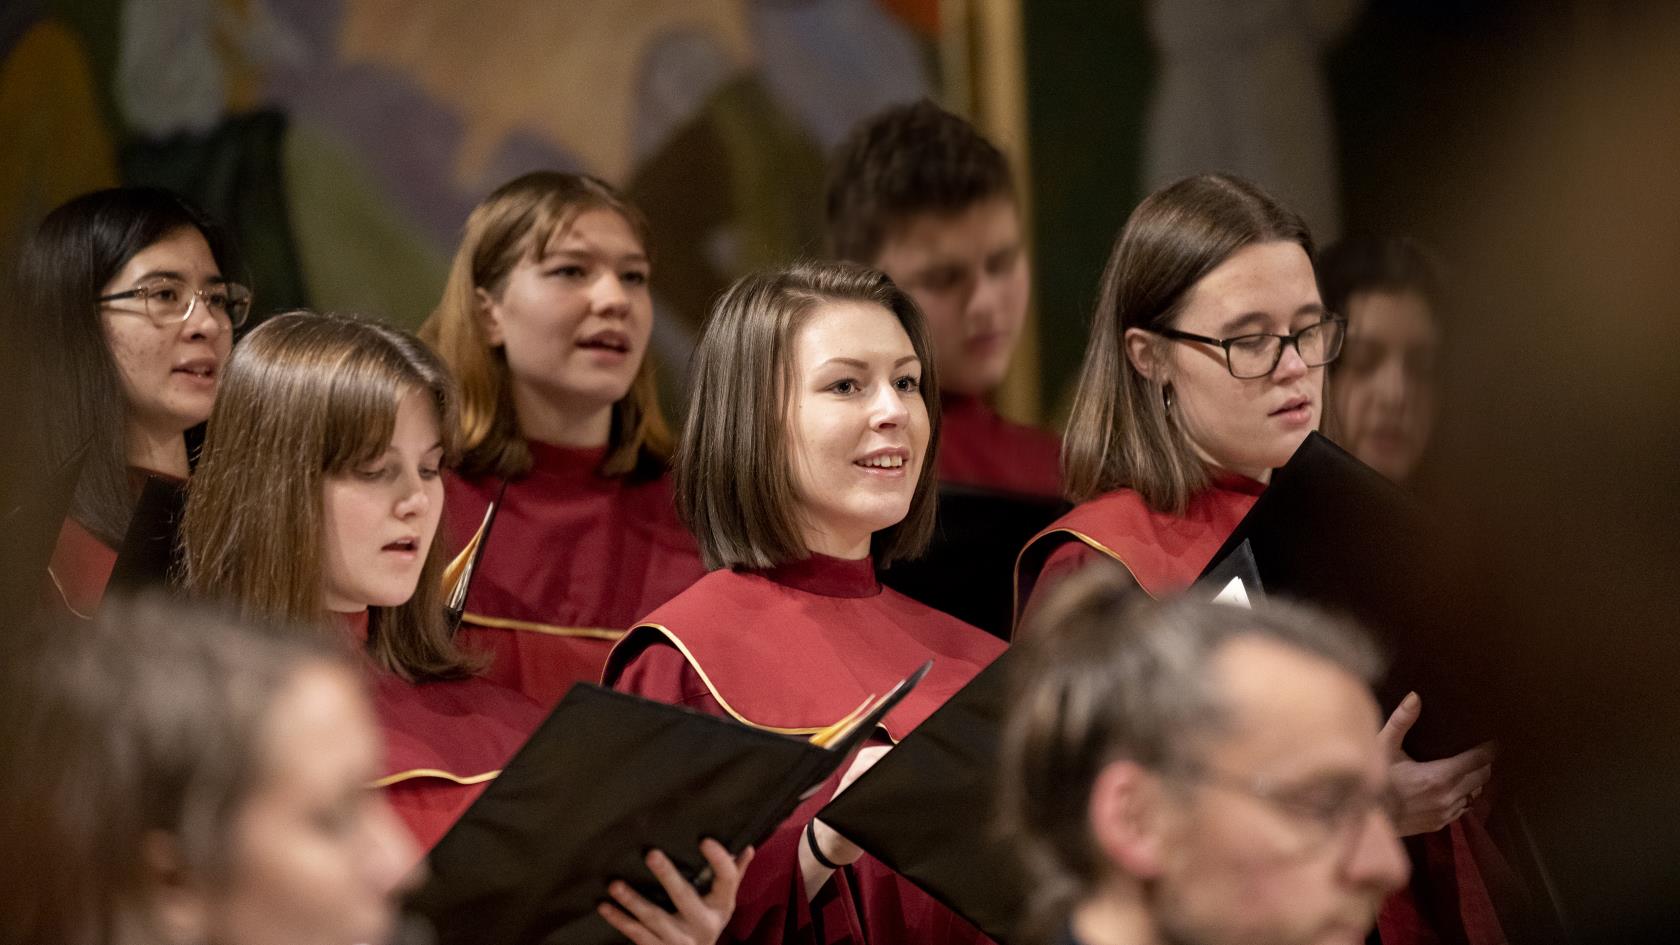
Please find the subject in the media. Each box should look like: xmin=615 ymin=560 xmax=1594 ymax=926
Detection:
xmin=678 ymin=261 xmax=941 ymax=570
xmin=1062 ymin=174 xmax=1313 ymax=513
xmin=181 ymin=311 xmax=477 ymax=681
xmin=419 ymin=171 xmax=672 ymax=481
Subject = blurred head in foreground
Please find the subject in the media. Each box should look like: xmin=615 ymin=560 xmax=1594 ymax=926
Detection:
xmin=998 ymin=566 xmax=1408 ymax=945
xmin=0 ymin=596 xmax=418 ymax=945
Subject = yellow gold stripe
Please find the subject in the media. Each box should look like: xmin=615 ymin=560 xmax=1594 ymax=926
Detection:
xmin=628 ymin=623 xmax=900 ymax=744
xmin=1012 ymin=528 xmax=1153 ymax=635
xmin=370 ymin=767 xmax=501 ymax=788
xmin=462 ymin=613 xmax=625 ymax=640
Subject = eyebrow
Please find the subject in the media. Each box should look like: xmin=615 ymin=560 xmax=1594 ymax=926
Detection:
xmin=1217 ymin=303 xmax=1326 ymax=335
xmin=542 ymin=247 xmax=649 ymax=266
xmin=818 ymin=355 xmax=920 ymax=370
xmin=132 ymin=269 xmax=229 ymax=285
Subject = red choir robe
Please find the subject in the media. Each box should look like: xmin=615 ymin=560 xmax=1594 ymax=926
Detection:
xmin=603 ymin=553 xmax=1007 ymax=945
xmin=936 ymin=393 xmax=1061 ymax=498
xmin=42 ymin=468 xmax=181 ymax=618
xmin=443 ymin=441 xmax=707 ymax=708
xmin=1013 ymin=479 xmax=1512 ymax=945
xmin=339 ymin=611 xmax=547 ymax=855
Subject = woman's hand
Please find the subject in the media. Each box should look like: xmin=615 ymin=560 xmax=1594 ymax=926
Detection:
xmin=799 ymin=744 xmax=890 ymax=898
xmin=1379 ymin=692 xmax=1496 ymax=836
xmin=597 ymin=839 xmax=754 ymax=945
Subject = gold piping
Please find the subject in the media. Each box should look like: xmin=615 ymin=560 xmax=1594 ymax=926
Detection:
xmin=370 ymin=767 xmax=501 ymax=788
xmin=45 ymin=566 xmax=94 ymax=620
xmin=628 ymin=623 xmax=900 ymax=744
xmin=463 ymin=613 xmax=625 ymax=640
xmin=1012 ymin=527 xmax=1154 ymax=635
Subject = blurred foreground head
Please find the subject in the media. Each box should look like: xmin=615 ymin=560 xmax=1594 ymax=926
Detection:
xmin=998 ymin=565 xmax=1407 ymax=945
xmin=0 ymin=596 xmax=417 ymax=945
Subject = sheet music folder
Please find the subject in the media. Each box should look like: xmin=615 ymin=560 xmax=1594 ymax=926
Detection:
xmin=408 ymin=661 xmax=931 ymax=945
xmin=816 ymin=651 xmax=1027 ymax=945
xmin=1198 ymin=432 xmax=1492 ymax=758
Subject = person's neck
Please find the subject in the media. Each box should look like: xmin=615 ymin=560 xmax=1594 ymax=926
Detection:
xmin=511 ymin=382 xmax=613 ymax=449
xmin=1070 ymin=886 xmax=1159 ymax=945
xmin=800 ymin=524 xmax=872 ymax=561
xmin=1186 ymin=438 xmax=1269 ymax=486
xmin=125 ymin=419 xmax=189 ymax=478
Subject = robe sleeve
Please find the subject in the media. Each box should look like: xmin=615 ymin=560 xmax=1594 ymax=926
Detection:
xmin=612 ymin=641 xmax=858 ymax=945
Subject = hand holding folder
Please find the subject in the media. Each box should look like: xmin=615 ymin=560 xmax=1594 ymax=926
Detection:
xmin=406 ymin=661 xmax=931 ymax=945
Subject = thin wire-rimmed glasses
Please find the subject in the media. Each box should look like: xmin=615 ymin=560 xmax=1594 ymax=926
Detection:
xmin=1158 ymin=316 xmax=1346 ymax=379
xmin=1172 ymin=764 xmax=1401 ymax=851
xmin=98 ymin=277 xmax=254 ymax=329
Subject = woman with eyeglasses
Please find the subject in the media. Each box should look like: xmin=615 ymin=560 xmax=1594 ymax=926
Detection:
xmin=13 ymin=187 xmax=252 ymax=617
xmin=1015 ymin=174 xmax=1505 ymax=945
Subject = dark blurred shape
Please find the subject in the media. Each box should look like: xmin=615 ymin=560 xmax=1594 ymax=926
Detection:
xmin=104 ymin=474 xmax=186 ymax=598
xmin=881 ymin=485 xmax=1069 ymax=638
xmin=1422 ymin=6 xmax=1680 ymax=943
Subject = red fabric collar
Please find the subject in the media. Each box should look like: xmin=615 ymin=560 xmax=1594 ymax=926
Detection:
xmin=1017 ymin=480 xmax=1263 ymax=599
xmin=758 ymin=553 xmax=879 ymax=598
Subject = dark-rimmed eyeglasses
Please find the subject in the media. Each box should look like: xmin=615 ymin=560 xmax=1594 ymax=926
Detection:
xmin=1157 ymin=316 xmax=1346 ymax=379
xmin=99 ymin=277 xmax=253 ymax=329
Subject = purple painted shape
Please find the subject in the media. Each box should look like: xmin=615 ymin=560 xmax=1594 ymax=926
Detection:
xmin=750 ymin=0 xmax=933 ymax=150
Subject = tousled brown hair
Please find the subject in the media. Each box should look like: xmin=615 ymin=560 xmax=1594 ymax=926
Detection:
xmin=825 ymin=98 xmax=1017 ymax=264
xmin=678 ymin=261 xmax=941 ymax=570
xmin=1062 ymin=174 xmax=1313 ymax=513
xmin=181 ymin=311 xmax=476 ymax=681
xmin=996 ymin=565 xmax=1381 ymax=943
xmin=419 ymin=171 xmax=671 ymax=481
xmin=0 ymin=595 xmax=346 ymax=945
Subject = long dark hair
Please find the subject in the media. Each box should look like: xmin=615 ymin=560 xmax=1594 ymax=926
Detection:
xmin=14 ymin=188 xmax=239 ymax=546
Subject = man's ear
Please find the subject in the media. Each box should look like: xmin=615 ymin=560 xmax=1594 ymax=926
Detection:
xmin=475 ymin=287 xmax=505 ymax=347
xmin=1087 ymin=760 xmax=1175 ymax=879
xmin=142 ymin=830 xmax=210 ymax=945
xmin=1124 ymin=327 xmax=1169 ymax=385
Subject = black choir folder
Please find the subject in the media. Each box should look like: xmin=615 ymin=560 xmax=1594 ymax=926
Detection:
xmin=1198 ymin=432 xmax=1493 ymax=759
xmin=407 ymin=661 xmax=932 ymax=945
xmin=817 ymin=651 xmax=1027 ymax=945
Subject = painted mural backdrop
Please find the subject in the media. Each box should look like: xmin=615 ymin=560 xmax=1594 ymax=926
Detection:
xmin=2 ymin=0 xmax=941 ymax=386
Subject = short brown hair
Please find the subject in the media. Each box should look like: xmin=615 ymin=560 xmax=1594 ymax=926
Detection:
xmin=996 ymin=565 xmax=1381 ymax=942
xmin=0 ymin=595 xmax=345 ymax=945
xmin=678 ymin=261 xmax=942 ymax=570
xmin=182 ymin=311 xmax=477 ymax=681
xmin=825 ymin=99 xmax=1016 ymax=264
xmin=419 ymin=171 xmax=672 ymax=481
xmin=1062 ymin=174 xmax=1313 ymax=513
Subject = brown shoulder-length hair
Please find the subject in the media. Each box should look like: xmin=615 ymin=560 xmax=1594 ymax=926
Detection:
xmin=679 ymin=261 xmax=942 ymax=571
xmin=181 ymin=311 xmax=476 ymax=681
xmin=1062 ymin=174 xmax=1313 ymax=514
xmin=419 ymin=171 xmax=672 ymax=482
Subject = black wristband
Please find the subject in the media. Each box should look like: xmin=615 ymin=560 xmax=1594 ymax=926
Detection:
xmin=804 ymin=819 xmax=844 ymax=871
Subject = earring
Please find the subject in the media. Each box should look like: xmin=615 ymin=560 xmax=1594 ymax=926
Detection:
xmin=1162 ymin=386 xmax=1174 ymax=411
